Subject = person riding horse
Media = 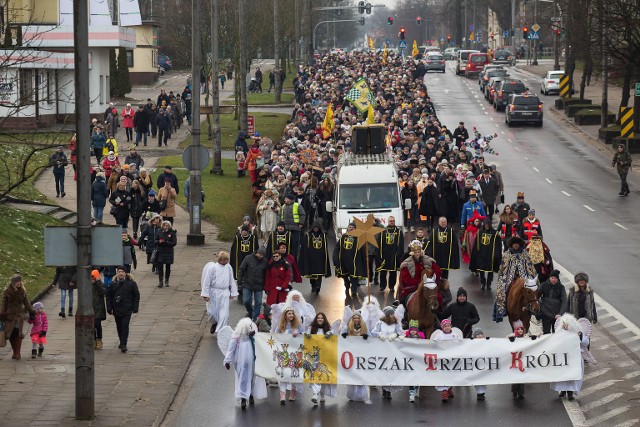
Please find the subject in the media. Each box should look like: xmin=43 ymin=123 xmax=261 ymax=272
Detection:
xmin=397 ymin=240 xmax=441 ymax=308
xmin=493 ymin=236 xmax=537 ymax=323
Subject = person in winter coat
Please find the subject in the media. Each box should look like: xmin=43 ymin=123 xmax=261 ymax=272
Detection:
xmin=91 ymin=172 xmax=108 ymax=223
xmin=91 ymin=270 xmax=107 ymax=350
xmin=101 ymin=151 xmax=120 ymax=180
xmin=511 ymin=192 xmax=530 ymax=224
xmin=498 ymin=205 xmax=519 ymax=251
xmin=106 ymin=108 xmax=120 ymax=136
xmin=245 ymin=144 xmax=263 ymax=184
xmin=121 ymin=229 xmax=138 ymax=273
xmin=0 ymin=275 xmax=36 ymax=360
xmin=298 ymin=220 xmax=331 ymax=295
xmin=121 ymin=104 xmax=135 ymax=142
xmin=27 ymin=301 xmax=48 ymax=358
xmin=264 ymin=251 xmax=291 ymax=305
xmin=55 ymin=266 xmax=77 ymax=318
xmin=142 ymin=189 xmax=161 ymax=216
xmin=237 ymin=247 xmax=269 ymax=321
xmin=138 ymin=167 xmax=153 ymax=193
xmin=401 ymin=179 xmax=418 ymax=232
xmin=538 ymin=269 xmax=568 ymax=334
xmin=128 ymin=180 xmax=146 ymax=238
xmin=156 ymin=165 xmax=179 ymax=193
xmin=235 ymin=132 xmax=249 ymax=156
xmin=49 ymin=147 xmax=68 ymax=198
xmin=155 ymin=220 xmax=177 ymax=288
xmin=106 ymin=266 xmax=140 ymax=353
xmin=418 ymin=176 xmax=440 ymax=231
xmin=90 ymin=126 xmax=106 ymax=163
xmin=568 ymin=272 xmax=597 ymax=324
xmin=124 ymin=146 xmax=145 ymax=170
xmin=155 ymin=108 xmax=172 ymax=147
xmin=478 ymin=168 xmax=499 ymax=218
xmin=139 ymin=214 xmax=162 ymax=271
xmin=470 ymin=218 xmax=502 ymax=290
xmin=109 ymin=178 xmax=132 ymax=229
xmin=437 ymin=287 xmax=480 ymax=338
xmin=157 ymin=178 xmax=177 ymax=224
xmin=612 ymin=143 xmax=632 ymax=196
xmin=133 ymin=105 xmax=149 ymax=146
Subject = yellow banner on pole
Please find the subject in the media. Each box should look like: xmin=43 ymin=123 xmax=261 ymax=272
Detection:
xmin=412 ymin=40 xmax=419 ymax=58
xmin=322 ymin=102 xmax=335 ymax=139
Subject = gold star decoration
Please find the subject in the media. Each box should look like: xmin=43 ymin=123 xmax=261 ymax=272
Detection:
xmin=348 ymin=214 xmax=385 ymax=250
xmin=267 ymin=336 xmax=276 ymax=348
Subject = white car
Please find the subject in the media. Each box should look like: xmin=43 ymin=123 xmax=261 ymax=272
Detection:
xmin=540 ymin=71 xmax=564 ymax=95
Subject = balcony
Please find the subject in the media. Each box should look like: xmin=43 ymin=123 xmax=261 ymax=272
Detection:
xmin=21 ymin=25 xmax=136 ymax=49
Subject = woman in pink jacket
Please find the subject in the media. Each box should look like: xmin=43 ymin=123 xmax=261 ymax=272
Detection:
xmin=121 ymin=103 xmax=135 ymax=142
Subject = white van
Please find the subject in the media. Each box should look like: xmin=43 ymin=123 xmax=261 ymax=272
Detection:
xmin=456 ymin=49 xmax=480 ymax=75
xmin=326 ymin=153 xmax=408 ymax=239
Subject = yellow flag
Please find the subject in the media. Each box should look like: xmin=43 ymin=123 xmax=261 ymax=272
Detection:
xmin=322 ymin=102 xmax=334 ymax=139
xmin=368 ymin=36 xmax=374 ymax=50
xmin=366 ymin=103 xmax=375 ymax=125
xmin=412 ymin=40 xmax=419 ymax=58
xmin=382 ymin=44 xmax=388 ymax=65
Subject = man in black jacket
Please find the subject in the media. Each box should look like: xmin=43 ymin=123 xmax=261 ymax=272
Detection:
xmin=134 ymin=105 xmax=149 ymax=147
xmin=452 ymin=122 xmax=469 ymax=149
xmin=156 ymin=166 xmax=179 ymax=194
xmin=478 ymin=167 xmax=499 ymax=219
xmin=107 ymin=267 xmax=140 ymax=353
xmin=539 ymin=270 xmax=567 ymax=334
xmin=438 ymin=287 xmax=479 ymax=338
xmin=238 ymin=246 xmax=268 ymax=321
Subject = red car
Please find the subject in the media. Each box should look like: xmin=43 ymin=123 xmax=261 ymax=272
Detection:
xmin=465 ymin=53 xmax=490 ymax=78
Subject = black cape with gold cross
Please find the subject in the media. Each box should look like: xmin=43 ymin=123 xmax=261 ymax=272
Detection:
xmin=425 ymin=226 xmax=460 ymax=270
xmin=332 ymin=234 xmax=367 ymax=278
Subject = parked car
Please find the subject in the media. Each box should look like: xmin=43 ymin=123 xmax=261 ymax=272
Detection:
xmin=478 ymin=65 xmax=505 ymax=88
xmin=158 ymin=54 xmax=173 ymax=72
xmin=492 ymin=49 xmax=516 ymax=65
xmin=464 ymin=52 xmax=490 ymax=78
xmin=456 ymin=49 xmax=480 ymax=75
xmin=443 ymin=47 xmax=459 ymax=60
xmin=424 ymin=53 xmax=446 ymax=73
xmin=493 ymin=79 xmax=527 ymax=111
xmin=505 ymin=93 xmax=543 ymax=127
xmin=486 ymin=77 xmax=505 ymax=102
xmin=540 ymin=70 xmax=565 ymax=95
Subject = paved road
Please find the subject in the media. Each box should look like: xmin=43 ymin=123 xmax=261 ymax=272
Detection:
xmin=162 ymin=61 xmax=640 ymax=427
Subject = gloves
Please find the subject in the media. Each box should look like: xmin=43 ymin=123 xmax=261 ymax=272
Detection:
xmin=341 ymin=332 xmax=348 ymax=338
xmin=362 ymin=333 xmax=368 ymax=340
xmin=304 ymin=332 xmax=311 ymax=338
xmin=508 ymin=336 xmax=516 ymax=342
xmin=276 ymin=287 xmax=282 ymax=291
xmin=39 ymin=331 xmax=47 ymax=337
xmin=379 ymin=335 xmax=387 ymax=341
xmin=29 ymin=313 xmax=36 ymax=321
xmin=530 ymin=335 xmax=537 ymax=340
xmin=325 ymin=331 xmax=333 ymax=339
xmin=249 ymin=330 xmax=256 ymax=337
xmin=388 ymin=333 xmax=398 ymax=341
xmin=225 ymin=363 xmax=231 ymax=370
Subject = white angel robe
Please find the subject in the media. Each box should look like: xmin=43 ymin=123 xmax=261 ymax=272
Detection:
xmin=201 ymin=261 xmax=239 ymax=333
xmin=224 ymin=335 xmax=268 ymax=400
xmin=431 ymin=328 xmax=464 ymax=392
xmin=550 ymin=330 xmax=589 ymax=394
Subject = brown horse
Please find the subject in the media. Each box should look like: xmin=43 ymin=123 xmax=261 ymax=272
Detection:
xmin=506 ymin=277 xmax=541 ymax=333
xmin=406 ymin=270 xmax=440 ymax=338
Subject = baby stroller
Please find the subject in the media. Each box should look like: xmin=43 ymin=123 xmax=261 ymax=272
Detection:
xmin=248 ymin=77 xmax=259 ymax=93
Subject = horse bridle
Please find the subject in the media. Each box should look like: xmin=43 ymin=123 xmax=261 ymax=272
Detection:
xmin=524 ymin=291 xmax=540 ymax=313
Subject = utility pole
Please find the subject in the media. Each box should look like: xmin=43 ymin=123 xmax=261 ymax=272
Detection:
xmin=600 ymin=0 xmax=608 ymax=128
xmin=238 ymin=0 xmax=248 ymax=134
xmin=307 ymin=0 xmax=313 ymax=64
xmin=294 ymin=0 xmax=300 ymax=70
xmin=464 ymin=0 xmax=468 ymax=49
xmin=511 ymin=0 xmax=517 ymax=54
xmin=472 ymin=0 xmax=476 ymax=48
xmin=72 ymin=0 xmax=94 ymax=419
xmin=532 ymin=0 xmax=538 ymax=65
xmin=210 ymin=0 xmax=222 ymax=174
xmin=187 ymin=0 xmax=205 ymax=245
xmin=274 ymin=0 xmax=282 ymax=102
xmin=553 ymin=0 xmax=561 ymax=70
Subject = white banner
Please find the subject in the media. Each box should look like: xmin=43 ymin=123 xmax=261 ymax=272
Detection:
xmin=90 ymin=0 xmax=113 ymax=26
xmin=119 ymin=0 xmax=142 ymax=26
xmin=255 ymin=333 xmax=582 ymax=386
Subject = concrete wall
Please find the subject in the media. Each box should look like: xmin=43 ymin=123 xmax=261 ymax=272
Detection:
xmin=8 ymin=0 xmax=59 ymax=24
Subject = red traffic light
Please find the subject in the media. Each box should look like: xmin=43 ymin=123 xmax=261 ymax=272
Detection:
xmin=399 ymin=27 xmax=406 ymax=40
xmin=447 ymin=35 xmax=451 ymax=40
xmin=416 ymin=16 xmax=422 ymax=26
xmin=387 ymin=16 xmax=393 ymax=26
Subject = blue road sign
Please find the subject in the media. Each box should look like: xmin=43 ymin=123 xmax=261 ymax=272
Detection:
xmin=386 ymin=38 xmax=391 ymax=46
xmin=398 ymin=40 xmax=407 ymax=49
xmin=469 ymin=24 xmax=474 ymax=31
xmin=531 ymin=32 xmax=540 ymax=40
xmin=503 ymin=30 xmax=509 ymax=38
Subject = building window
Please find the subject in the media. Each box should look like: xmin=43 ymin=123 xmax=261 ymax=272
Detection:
xmin=127 ymin=50 xmax=134 ymax=68
xmin=19 ymin=69 xmax=34 ymax=105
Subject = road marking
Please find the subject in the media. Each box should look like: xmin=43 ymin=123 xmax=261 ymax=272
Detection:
xmin=545 ymin=178 xmax=553 ymax=184
xmin=489 ymin=117 xmax=494 ymax=121
xmin=533 ymin=167 xmax=539 ymax=172
xmin=614 ymin=223 xmax=628 ymax=230
xmin=495 ymin=124 xmax=500 ymax=128
xmin=624 ymin=370 xmax=640 ymax=380
xmin=561 ymin=191 xmax=572 ymax=197
xmin=507 ymin=138 xmax=512 ymax=142
xmin=583 ymin=205 xmax=595 ymax=212
xmin=603 ymin=319 xmax=622 ymax=328
xmin=581 ymin=392 xmax=624 ymax=412
xmin=580 ymin=379 xmax=619 ymax=397
xmin=501 ymin=131 xmax=505 ymax=135
xmin=514 ymin=147 xmax=520 ymax=151
xmin=485 ymin=112 xmax=489 ymax=114
xmin=614 ymin=420 xmax=640 ymax=427
xmin=584 ymin=368 xmax=610 ymax=381
xmin=562 ymin=400 xmax=588 ymax=427
xmin=621 ymin=335 xmax=640 ymax=345
xmin=524 ymin=157 xmax=529 ymax=160
xmin=586 ymin=406 xmax=631 ymax=426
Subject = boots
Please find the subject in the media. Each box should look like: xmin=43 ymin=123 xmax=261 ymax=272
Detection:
xmin=9 ymin=338 xmax=18 ymax=359
xmin=38 ymin=347 xmax=44 ymax=357
xmin=14 ymin=337 xmax=23 ymax=360
xmin=32 ymin=349 xmax=37 ymax=359
xmin=164 ymin=280 xmax=169 ymax=287
xmin=289 ymin=389 xmax=297 ymax=401
xmin=95 ymin=339 xmax=103 ymax=350
xmin=280 ymin=391 xmax=286 ymax=405
xmin=567 ymin=391 xmax=574 ymax=401
xmin=59 ymin=311 xmax=66 ymax=318
xmin=68 ymin=308 xmax=74 ymax=317
xmin=441 ymin=389 xmax=449 ymax=402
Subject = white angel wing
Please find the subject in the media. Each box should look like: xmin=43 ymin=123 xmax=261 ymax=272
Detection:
xmin=430 ymin=329 xmax=443 ymax=341
xmin=216 ymin=326 xmax=234 ymax=356
xmin=394 ymin=304 xmax=406 ymax=326
xmin=304 ymin=303 xmax=317 ymax=328
xmin=578 ymin=318 xmax=593 ymax=339
xmin=270 ymin=303 xmax=285 ymax=333
xmin=342 ymin=306 xmax=353 ymax=333
xmin=452 ymin=327 xmax=464 ymax=340
xmin=331 ymin=319 xmax=342 ymax=335
xmin=362 ymin=303 xmax=383 ymax=334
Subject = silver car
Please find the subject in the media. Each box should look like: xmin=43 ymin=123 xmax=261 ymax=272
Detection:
xmin=540 ymin=71 xmax=564 ymax=95
xmin=425 ymin=54 xmax=446 ymax=73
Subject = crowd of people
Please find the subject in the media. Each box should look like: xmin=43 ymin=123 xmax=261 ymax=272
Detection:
xmin=197 ymin=50 xmax=600 ymax=408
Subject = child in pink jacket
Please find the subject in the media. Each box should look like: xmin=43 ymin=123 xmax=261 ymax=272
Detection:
xmin=28 ymin=302 xmax=48 ymax=358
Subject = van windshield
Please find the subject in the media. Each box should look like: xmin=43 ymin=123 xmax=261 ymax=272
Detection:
xmin=339 ymin=183 xmax=399 ymax=209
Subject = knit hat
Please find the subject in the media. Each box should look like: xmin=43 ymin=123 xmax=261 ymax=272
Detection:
xmin=383 ymin=306 xmax=395 ymax=316
xmin=277 ymin=220 xmax=286 ymax=227
xmin=10 ymin=274 xmax=22 ymax=284
xmin=574 ymin=272 xmax=589 ymax=284
xmin=256 ymin=246 xmax=267 ymax=255
xmin=550 ymin=270 xmax=560 ymax=279
xmin=243 ymin=214 xmax=251 ymax=222
xmin=512 ymin=320 xmax=524 ymax=330
xmin=148 ymin=190 xmax=156 ymax=196
xmin=91 ymin=270 xmax=100 ymax=280
xmin=457 ymin=287 xmax=467 ymax=298
xmin=528 ymin=209 xmax=535 ymax=215
xmin=33 ymin=302 xmax=44 ymax=311
xmin=440 ymin=319 xmax=452 ymax=328
xmin=472 ymin=328 xmax=485 ymax=338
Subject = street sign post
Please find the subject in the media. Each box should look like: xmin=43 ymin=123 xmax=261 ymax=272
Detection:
xmin=532 ymin=23 xmax=540 ymax=32
xmin=182 ymin=145 xmax=210 ymax=171
xmin=531 ymin=32 xmax=540 ymax=40
xmin=398 ymin=40 xmax=407 ymax=49
xmin=503 ymin=30 xmax=509 ymax=38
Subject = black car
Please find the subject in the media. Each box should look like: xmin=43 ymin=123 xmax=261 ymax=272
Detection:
xmin=493 ymin=80 xmax=527 ymax=111
xmin=505 ymin=93 xmax=543 ymax=127
xmin=492 ymin=49 xmax=516 ymax=66
xmin=480 ymin=68 xmax=509 ymax=92
xmin=158 ymin=54 xmax=173 ymax=72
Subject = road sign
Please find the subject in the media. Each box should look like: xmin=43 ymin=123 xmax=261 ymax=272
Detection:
xmin=531 ymin=32 xmax=540 ymax=40
xmin=247 ymin=115 xmax=255 ymax=134
xmin=182 ymin=144 xmax=210 ymax=171
xmin=532 ymin=23 xmax=540 ymax=32
xmin=559 ymin=75 xmax=571 ymax=99
xmin=469 ymin=24 xmax=474 ymax=31
xmin=620 ymin=107 xmax=635 ymax=138
xmin=398 ymin=40 xmax=407 ymax=49
xmin=635 ymin=82 xmax=640 ymax=97
xmin=386 ymin=38 xmax=391 ymax=46
xmin=503 ymin=30 xmax=509 ymax=38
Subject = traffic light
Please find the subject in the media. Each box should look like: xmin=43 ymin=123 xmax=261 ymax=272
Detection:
xmin=416 ymin=16 xmax=422 ymax=26
xmin=365 ymin=2 xmax=371 ymax=14
xmin=522 ymin=26 xmax=529 ymax=39
xmin=387 ymin=17 xmax=393 ymax=26
xmin=359 ymin=17 xmax=365 ymax=26
xmin=399 ymin=27 xmax=406 ymax=40
xmin=358 ymin=1 xmax=365 ymax=14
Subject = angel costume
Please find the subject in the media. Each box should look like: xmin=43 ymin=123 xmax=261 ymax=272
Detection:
xmin=256 ymin=190 xmax=281 ymax=240
xmin=550 ymin=314 xmax=591 ymax=396
xmin=370 ymin=305 xmax=406 ymax=397
xmin=431 ymin=324 xmax=464 ymax=394
xmin=342 ymin=307 xmax=370 ymax=402
xmin=222 ymin=319 xmax=268 ymax=401
xmin=201 ymin=260 xmax=238 ymax=333
xmin=270 ymin=291 xmax=316 ymax=331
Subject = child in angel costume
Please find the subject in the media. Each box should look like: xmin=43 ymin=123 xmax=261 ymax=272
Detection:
xmin=370 ymin=304 xmax=406 ymax=401
xmin=471 ymin=328 xmax=489 ymax=400
xmin=405 ymin=319 xmax=425 ymax=402
xmin=218 ymin=318 xmax=267 ymax=409
xmin=431 ymin=319 xmax=464 ymax=402
xmin=341 ymin=308 xmax=371 ymax=403
xmin=506 ymin=320 xmax=538 ymax=399
xmin=551 ymin=314 xmax=593 ymax=400
xmin=274 ymin=308 xmax=305 ymax=404
xmin=304 ymin=312 xmax=340 ymax=405
xmin=271 ymin=290 xmax=316 ymax=332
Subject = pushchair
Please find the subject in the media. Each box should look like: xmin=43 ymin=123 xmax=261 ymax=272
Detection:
xmin=248 ymin=77 xmax=259 ymax=93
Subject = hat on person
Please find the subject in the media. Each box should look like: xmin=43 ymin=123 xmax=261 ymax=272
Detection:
xmin=512 ymin=320 xmax=524 ymax=330
xmin=549 ymin=269 xmax=560 ymax=279
xmin=457 ymin=287 xmax=467 ymax=298
xmin=277 ymin=220 xmax=286 ymax=227
xmin=33 ymin=302 xmax=44 ymax=311
xmin=123 ymin=164 xmax=130 ymax=170
xmin=528 ymin=209 xmax=535 ymax=215
xmin=10 ymin=274 xmax=22 ymax=284
xmin=507 ymin=236 xmax=525 ymax=248
xmin=517 ymin=192 xmax=524 ymax=198
xmin=383 ymin=306 xmax=395 ymax=316
xmin=91 ymin=270 xmax=101 ymax=280
xmin=256 ymin=246 xmax=267 ymax=255
xmin=242 ymin=214 xmax=251 ymax=222
xmin=241 ymin=225 xmax=250 ymax=232
xmin=440 ymin=319 xmax=452 ymax=328
xmin=574 ymin=272 xmax=589 ymax=283
xmin=408 ymin=319 xmax=419 ymax=330
xmin=472 ymin=328 xmax=485 ymax=338
xmin=164 ymin=165 xmax=173 ymax=170
xmin=254 ymin=132 xmax=261 ymax=137
xmin=148 ymin=190 xmax=156 ymax=196
xmin=284 ymin=193 xmax=294 ymax=201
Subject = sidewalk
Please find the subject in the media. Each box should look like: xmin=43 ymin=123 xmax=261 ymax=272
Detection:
xmin=0 ymin=120 xmax=227 ymax=426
